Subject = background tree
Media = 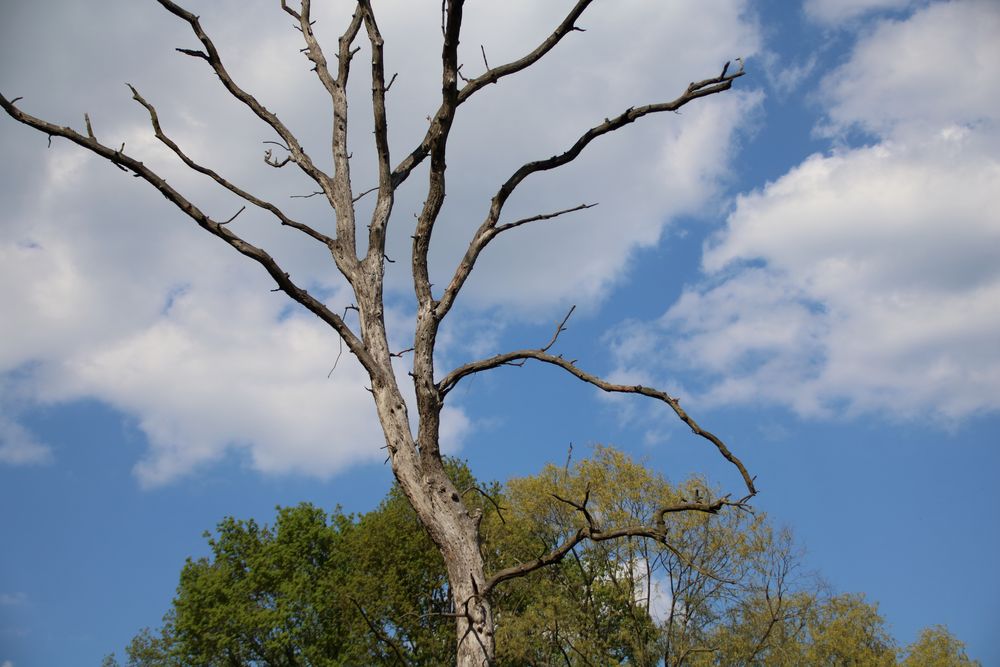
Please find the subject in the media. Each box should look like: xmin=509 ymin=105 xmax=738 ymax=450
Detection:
xmin=1 ymin=2 xmax=755 ymax=662
xmin=899 ymin=626 xmax=980 ymax=667
xmin=112 ymin=447 xmax=978 ymax=665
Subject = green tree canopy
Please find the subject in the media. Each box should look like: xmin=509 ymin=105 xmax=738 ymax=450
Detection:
xmin=114 ymin=447 xmax=978 ymax=666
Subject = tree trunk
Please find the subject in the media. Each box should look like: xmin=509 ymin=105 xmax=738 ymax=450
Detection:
xmin=369 ymin=378 xmax=494 ymax=664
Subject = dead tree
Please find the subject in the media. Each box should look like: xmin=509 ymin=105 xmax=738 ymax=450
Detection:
xmin=1 ymin=1 xmax=755 ymax=664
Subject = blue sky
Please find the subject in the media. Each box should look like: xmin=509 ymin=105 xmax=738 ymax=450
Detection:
xmin=2 ymin=0 xmax=999 ymax=664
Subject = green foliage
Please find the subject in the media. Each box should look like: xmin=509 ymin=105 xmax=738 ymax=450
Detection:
xmin=124 ymin=447 xmax=978 ymax=666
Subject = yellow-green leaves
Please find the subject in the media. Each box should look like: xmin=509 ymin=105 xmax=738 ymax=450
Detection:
xmin=900 ymin=626 xmax=981 ymax=667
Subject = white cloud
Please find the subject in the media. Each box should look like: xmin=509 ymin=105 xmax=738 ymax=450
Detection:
xmin=626 ymin=560 xmax=673 ymax=625
xmin=0 ymin=418 xmax=52 ymax=466
xmin=804 ymin=0 xmax=920 ymax=25
xmin=52 ymin=286 xmax=385 ymax=486
xmin=615 ymin=0 xmax=1000 ymax=421
xmin=760 ymin=51 xmax=819 ymax=97
xmin=0 ymin=1 xmax=761 ymax=484
xmin=819 ymin=0 xmax=1000 ymax=136
xmin=2 ymin=659 xmax=13 ymax=667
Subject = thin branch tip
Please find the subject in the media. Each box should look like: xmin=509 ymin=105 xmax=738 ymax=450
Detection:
xmin=175 ymin=47 xmax=209 ymax=61
xmin=219 ymin=205 xmax=246 ymax=225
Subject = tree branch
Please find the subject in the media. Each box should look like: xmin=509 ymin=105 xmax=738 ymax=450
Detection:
xmin=358 ymin=0 xmax=395 ymax=272
xmin=433 ymin=67 xmax=742 ymax=322
xmin=541 ymin=305 xmax=575 ymax=353
xmin=154 ymin=0 xmax=338 ymax=210
xmin=495 ymin=202 xmax=597 ymax=234
xmin=0 ymin=93 xmax=377 ymax=376
xmin=349 ymin=597 xmax=411 ymax=666
xmin=485 ymin=520 xmax=731 ymax=595
xmin=389 ymin=0 xmax=594 ymax=189
xmin=495 ymin=69 xmax=744 ymax=202
xmin=484 ymin=487 xmax=746 ymax=595
xmin=291 ymin=0 xmax=364 ymax=260
xmin=462 ymin=485 xmax=507 ymax=524
xmin=485 ymin=526 xmax=587 ymax=594
xmin=438 ymin=347 xmax=756 ymax=496
xmin=457 ymin=0 xmax=592 ymax=104
xmin=126 ymin=84 xmax=340 ymax=251
xmin=407 ymin=0 xmax=464 ymax=463
xmin=411 ymin=0 xmax=463 ymax=309
xmin=434 ymin=203 xmax=595 ymax=323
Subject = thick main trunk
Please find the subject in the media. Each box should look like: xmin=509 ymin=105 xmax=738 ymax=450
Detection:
xmin=449 ymin=554 xmax=495 ymax=666
xmin=370 ymin=382 xmax=495 ymax=665
xmin=356 ymin=269 xmax=494 ymax=664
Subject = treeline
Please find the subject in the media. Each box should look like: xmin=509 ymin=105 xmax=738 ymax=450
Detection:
xmin=105 ymin=447 xmax=977 ymax=666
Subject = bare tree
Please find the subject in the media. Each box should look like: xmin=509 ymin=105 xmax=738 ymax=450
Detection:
xmin=1 ymin=2 xmax=755 ymax=664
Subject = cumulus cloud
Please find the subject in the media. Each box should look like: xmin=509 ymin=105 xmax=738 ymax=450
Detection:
xmin=818 ymin=0 xmax=1000 ymax=136
xmin=614 ymin=0 xmax=1000 ymax=421
xmin=0 ymin=1 xmax=760 ymax=484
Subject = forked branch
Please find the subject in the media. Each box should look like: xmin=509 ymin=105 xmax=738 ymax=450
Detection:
xmin=434 ymin=66 xmax=743 ymax=321
xmin=390 ymin=0 xmax=594 ymax=188
xmin=0 ymin=94 xmax=376 ymax=375
xmin=126 ymin=85 xmax=340 ymax=252
xmin=154 ymin=0 xmax=336 ymax=202
xmin=484 ymin=489 xmax=751 ymax=594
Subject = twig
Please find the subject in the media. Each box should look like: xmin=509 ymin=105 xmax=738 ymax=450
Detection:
xmin=264 ymin=148 xmax=291 ymax=168
xmin=328 ymin=304 xmax=359 ymax=378
xmin=552 ymin=485 xmax=596 ymax=531
xmin=126 ymin=84 xmax=337 ymax=246
xmin=349 ymin=597 xmax=409 ymax=665
xmin=218 ymin=205 xmax=246 ymax=226
xmin=352 ymin=185 xmax=378 ymax=203
xmin=462 ymin=486 xmax=506 ymax=524
xmin=327 ymin=336 xmax=343 ymax=378
xmin=495 ymin=202 xmax=597 ymax=233
xmin=541 ymin=304 xmax=576 ymax=353
xmin=175 ymin=47 xmax=209 ymax=61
